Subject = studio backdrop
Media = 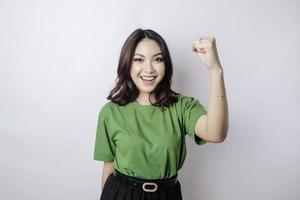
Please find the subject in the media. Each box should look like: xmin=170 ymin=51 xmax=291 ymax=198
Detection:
xmin=1 ymin=0 xmax=299 ymax=200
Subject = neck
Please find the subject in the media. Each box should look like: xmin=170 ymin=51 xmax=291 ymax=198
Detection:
xmin=135 ymin=94 xmax=156 ymax=105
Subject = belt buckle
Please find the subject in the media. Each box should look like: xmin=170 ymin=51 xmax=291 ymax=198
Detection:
xmin=142 ymin=182 xmax=158 ymax=192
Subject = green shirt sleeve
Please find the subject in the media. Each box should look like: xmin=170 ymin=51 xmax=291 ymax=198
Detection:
xmin=93 ymin=107 xmax=116 ymax=161
xmin=182 ymin=95 xmax=208 ymax=145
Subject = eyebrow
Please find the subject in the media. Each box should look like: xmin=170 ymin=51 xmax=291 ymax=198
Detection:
xmin=134 ymin=53 xmax=162 ymax=57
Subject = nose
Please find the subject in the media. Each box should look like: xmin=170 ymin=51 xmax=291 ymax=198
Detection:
xmin=144 ymin=61 xmax=154 ymax=73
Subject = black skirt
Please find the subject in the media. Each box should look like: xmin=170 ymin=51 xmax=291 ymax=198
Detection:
xmin=100 ymin=169 xmax=183 ymax=200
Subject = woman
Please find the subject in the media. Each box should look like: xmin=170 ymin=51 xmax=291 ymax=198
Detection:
xmin=94 ymin=28 xmax=228 ymax=200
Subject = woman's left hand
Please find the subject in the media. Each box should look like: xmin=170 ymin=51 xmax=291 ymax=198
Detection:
xmin=192 ymin=36 xmax=222 ymax=70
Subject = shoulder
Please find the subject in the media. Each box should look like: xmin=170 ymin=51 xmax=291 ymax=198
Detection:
xmin=175 ymin=94 xmax=206 ymax=114
xmin=176 ymin=94 xmax=200 ymax=106
xmin=98 ymin=100 xmax=119 ymax=119
xmin=177 ymin=94 xmax=193 ymax=101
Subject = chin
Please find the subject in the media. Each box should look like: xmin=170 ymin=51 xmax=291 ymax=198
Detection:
xmin=138 ymin=88 xmax=155 ymax=93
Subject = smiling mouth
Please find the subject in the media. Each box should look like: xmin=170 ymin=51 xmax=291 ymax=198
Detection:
xmin=140 ymin=76 xmax=157 ymax=81
xmin=140 ymin=76 xmax=157 ymax=85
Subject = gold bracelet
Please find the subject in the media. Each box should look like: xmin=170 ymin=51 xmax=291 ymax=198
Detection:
xmin=209 ymin=94 xmax=226 ymax=100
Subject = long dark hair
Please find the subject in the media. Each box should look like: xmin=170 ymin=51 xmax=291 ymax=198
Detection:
xmin=107 ymin=28 xmax=180 ymax=111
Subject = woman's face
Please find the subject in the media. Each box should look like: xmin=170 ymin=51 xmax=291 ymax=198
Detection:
xmin=130 ymin=38 xmax=165 ymax=96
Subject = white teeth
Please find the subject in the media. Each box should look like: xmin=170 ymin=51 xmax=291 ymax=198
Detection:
xmin=141 ymin=76 xmax=156 ymax=81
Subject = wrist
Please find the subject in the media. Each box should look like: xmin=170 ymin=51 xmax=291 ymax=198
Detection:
xmin=208 ymin=63 xmax=223 ymax=72
xmin=208 ymin=66 xmax=223 ymax=77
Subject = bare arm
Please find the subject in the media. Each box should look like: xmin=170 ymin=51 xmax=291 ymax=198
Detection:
xmin=195 ymin=66 xmax=229 ymax=143
xmin=101 ymin=161 xmax=115 ymax=189
xmin=192 ymin=37 xmax=229 ymax=143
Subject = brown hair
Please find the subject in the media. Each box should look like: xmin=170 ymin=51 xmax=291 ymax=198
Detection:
xmin=107 ymin=28 xmax=180 ymax=111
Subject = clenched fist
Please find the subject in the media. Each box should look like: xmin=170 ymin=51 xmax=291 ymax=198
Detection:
xmin=192 ymin=36 xmax=222 ymax=70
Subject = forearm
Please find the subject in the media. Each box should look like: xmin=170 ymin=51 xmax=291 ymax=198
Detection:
xmin=101 ymin=172 xmax=111 ymax=189
xmin=101 ymin=162 xmax=115 ymax=189
xmin=206 ymin=65 xmax=229 ymax=142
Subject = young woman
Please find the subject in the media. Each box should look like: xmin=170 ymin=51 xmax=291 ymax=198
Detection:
xmin=94 ymin=28 xmax=228 ymax=200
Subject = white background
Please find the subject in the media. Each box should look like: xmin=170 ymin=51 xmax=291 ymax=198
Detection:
xmin=1 ymin=0 xmax=299 ymax=200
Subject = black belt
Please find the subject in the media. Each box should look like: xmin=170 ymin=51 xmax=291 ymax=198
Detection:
xmin=112 ymin=169 xmax=178 ymax=192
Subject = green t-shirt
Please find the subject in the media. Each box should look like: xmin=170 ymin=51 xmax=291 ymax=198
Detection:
xmin=93 ymin=94 xmax=207 ymax=179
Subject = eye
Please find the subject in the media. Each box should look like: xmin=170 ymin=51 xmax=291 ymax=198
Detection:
xmin=154 ymin=57 xmax=163 ymax=63
xmin=133 ymin=58 xmax=143 ymax=63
